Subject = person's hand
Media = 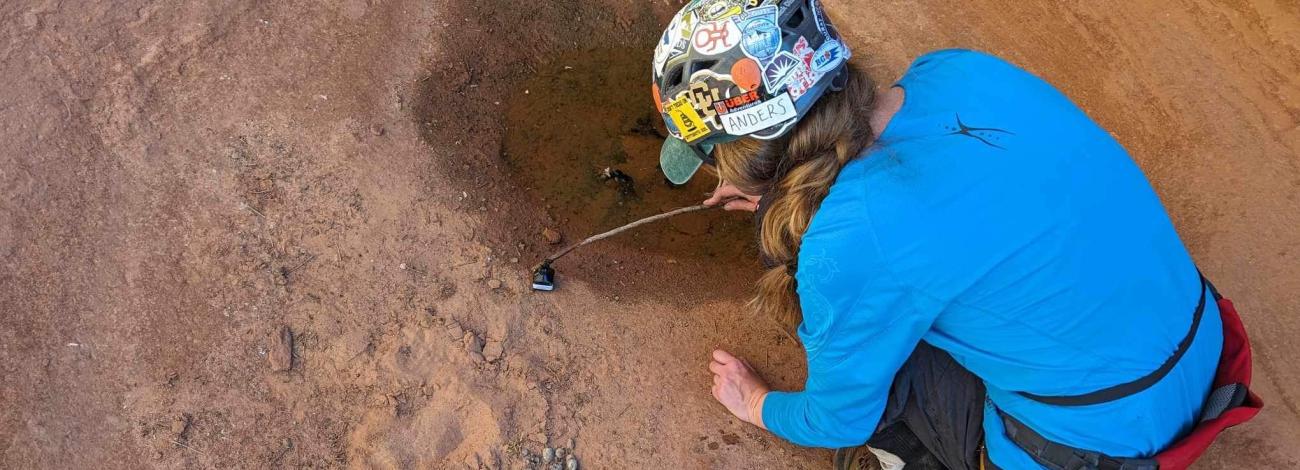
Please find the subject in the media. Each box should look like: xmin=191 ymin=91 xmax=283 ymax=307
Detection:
xmin=705 ymin=180 xmax=761 ymax=212
xmin=709 ymin=349 xmax=771 ymax=428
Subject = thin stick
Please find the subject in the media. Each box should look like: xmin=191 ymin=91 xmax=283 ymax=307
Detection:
xmin=541 ymin=204 xmax=717 ymax=266
xmin=171 ymin=439 xmax=211 ymax=458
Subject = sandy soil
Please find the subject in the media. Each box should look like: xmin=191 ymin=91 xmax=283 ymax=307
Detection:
xmin=2 ymin=0 xmax=1298 ymax=468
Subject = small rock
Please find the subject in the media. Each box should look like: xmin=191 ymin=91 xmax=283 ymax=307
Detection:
xmin=370 ymin=123 xmax=385 ymax=136
xmin=487 ymin=279 xmax=503 ymax=290
xmin=556 ymin=447 xmax=567 ymax=458
xmin=565 ymin=455 xmax=579 ymax=470
xmin=268 ymin=326 xmax=293 ymax=371
xmin=509 ymin=257 xmax=519 ymax=263
xmin=483 ymin=339 xmax=504 ymax=361
xmin=542 ymin=447 xmax=555 ymax=463
xmin=541 ymin=227 xmax=563 ymax=245
xmin=567 ymin=438 xmax=576 ymax=450
xmin=462 ymin=331 xmax=485 ymax=362
xmin=551 ymin=464 xmax=563 ymax=470
xmin=171 ymin=413 xmax=192 ymax=441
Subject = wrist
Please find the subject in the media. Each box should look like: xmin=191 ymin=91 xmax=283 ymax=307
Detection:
xmin=746 ymin=388 xmax=770 ymax=429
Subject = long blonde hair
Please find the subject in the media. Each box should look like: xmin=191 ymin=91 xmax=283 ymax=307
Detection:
xmin=713 ymin=64 xmax=877 ymax=327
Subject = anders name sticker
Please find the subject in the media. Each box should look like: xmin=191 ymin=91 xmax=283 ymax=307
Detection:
xmin=720 ymin=92 xmax=795 ymax=136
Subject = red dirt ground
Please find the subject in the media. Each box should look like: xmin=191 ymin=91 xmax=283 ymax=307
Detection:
xmin=2 ymin=1 xmax=1298 ymax=468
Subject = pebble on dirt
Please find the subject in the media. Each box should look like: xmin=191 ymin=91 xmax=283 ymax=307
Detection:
xmin=542 ymin=447 xmax=555 ymax=463
xmin=483 ymin=339 xmax=505 ymax=362
xmin=171 ymin=413 xmax=192 ymax=442
xmin=487 ymin=279 xmax=503 ymax=290
xmin=566 ymin=455 xmax=579 ymax=470
xmin=269 ymin=326 xmax=294 ymax=372
xmin=542 ymin=227 xmax=563 ymax=245
xmin=462 ymin=331 xmax=485 ymax=362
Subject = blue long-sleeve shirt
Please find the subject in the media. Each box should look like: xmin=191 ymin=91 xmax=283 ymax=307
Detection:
xmin=760 ymin=50 xmax=1222 ymax=469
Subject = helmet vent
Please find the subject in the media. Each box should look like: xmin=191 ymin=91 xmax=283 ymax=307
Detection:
xmin=667 ymin=63 xmax=685 ymax=88
xmin=783 ymin=7 xmax=806 ymax=29
xmin=690 ymin=59 xmax=718 ymax=76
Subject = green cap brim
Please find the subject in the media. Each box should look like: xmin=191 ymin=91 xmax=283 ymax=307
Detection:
xmin=660 ymin=137 xmax=709 ymax=185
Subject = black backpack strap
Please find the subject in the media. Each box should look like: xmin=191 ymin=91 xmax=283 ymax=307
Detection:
xmin=1000 ymin=410 xmax=1160 ymax=470
xmin=1018 ymin=275 xmax=1208 ymax=406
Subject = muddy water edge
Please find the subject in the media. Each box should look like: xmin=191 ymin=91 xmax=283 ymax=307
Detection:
xmin=501 ymin=47 xmax=761 ymax=299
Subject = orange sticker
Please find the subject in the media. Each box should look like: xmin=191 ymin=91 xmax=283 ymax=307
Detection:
xmin=652 ymin=83 xmax=663 ymax=113
xmin=731 ymin=58 xmax=762 ymax=92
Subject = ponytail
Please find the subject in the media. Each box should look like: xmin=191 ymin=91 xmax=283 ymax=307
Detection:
xmin=714 ymin=65 xmax=877 ymax=327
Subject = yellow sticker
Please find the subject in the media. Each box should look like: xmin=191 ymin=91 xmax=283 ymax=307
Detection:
xmin=666 ymin=96 xmax=710 ymax=143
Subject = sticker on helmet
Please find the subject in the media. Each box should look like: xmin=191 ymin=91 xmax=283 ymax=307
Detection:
xmin=655 ymin=13 xmax=695 ymax=76
xmin=691 ymin=19 xmax=741 ymax=56
xmin=666 ymin=95 xmax=711 ymax=143
xmin=730 ymin=58 xmax=762 ymax=92
xmin=720 ymin=91 xmax=796 ymax=135
xmin=810 ymin=39 xmax=846 ymax=74
xmin=697 ymin=0 xmax=742 ymax=21
xmin=762 ymin=51 xmax=803 ymax=91
xmin=786 ymin=36 xmax=819 ymax=99
xmin=687 ymin=81 xmax=725 ymax=128
xmin=735 ymin=6 xmax=779 ymax=65
xmin=810 ymin=0 xmax=839 ymax=41
xmin=713 ymin=90 xmax=761 ymax=115
xmin=652 ymin=83 xmax=664 ymax=113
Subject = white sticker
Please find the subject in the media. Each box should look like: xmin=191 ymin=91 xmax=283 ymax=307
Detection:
xmin=720 ymin=92 xmax=796 ymax=135
xmin=811 ymin=39 xmax=847 ymax=74
xmin=691 ymin=19 xmax=741 ymax=56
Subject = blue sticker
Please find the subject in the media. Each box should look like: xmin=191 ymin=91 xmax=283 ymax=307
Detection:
xmin=762 ymin=51 xmax=802 ymax=91
xmin=736 ymin=5 xmax=780 ymax=65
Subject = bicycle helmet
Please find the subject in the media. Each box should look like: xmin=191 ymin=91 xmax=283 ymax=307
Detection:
xmin=653 ymin=0 xmax=851 ymax=184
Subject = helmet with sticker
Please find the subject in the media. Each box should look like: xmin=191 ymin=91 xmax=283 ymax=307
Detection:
xmin=652 ymin=0 xmax=850 ymax=184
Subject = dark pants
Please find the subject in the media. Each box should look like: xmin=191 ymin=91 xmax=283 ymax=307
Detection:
xmin=867 ymin=342 xmax=987 ymax=470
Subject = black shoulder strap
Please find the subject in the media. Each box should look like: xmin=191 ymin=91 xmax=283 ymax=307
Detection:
xmin=1000 ymin=410 xmax=1160 ymax=470
xmin=1018 ymin=275 xmax=1208 ymax=407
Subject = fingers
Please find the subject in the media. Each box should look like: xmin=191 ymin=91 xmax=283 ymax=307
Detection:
xmin=712 ymin=349 xmax=736 ymax=364
xmin=704 ymin=181 xmax=745 ymax=206
xmin=708 ymin=360 xmax=726 ymax=375
xmin=723 ymin=199 xmax=759 ymax=212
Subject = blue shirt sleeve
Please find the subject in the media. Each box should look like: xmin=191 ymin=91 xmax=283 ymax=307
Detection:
xmin=760 ymin=187 xmax=944 ymax=448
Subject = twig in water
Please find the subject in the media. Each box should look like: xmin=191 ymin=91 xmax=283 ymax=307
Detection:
xmin=539 ymin=203 xmax=720 ymax=267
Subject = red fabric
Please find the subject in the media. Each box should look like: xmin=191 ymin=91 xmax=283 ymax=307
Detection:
xmin=1154 ymin=297 xmax=1264 ymax=470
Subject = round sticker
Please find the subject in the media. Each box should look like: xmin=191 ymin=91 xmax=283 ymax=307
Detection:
xmin=730 ymin=58 xmax=762 ymax=92
xmin=740 ymin=17 xmax=780 ymax=63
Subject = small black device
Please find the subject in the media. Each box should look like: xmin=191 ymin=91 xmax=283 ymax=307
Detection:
xmin=531 ymin=263 xmax=556 ymax=291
